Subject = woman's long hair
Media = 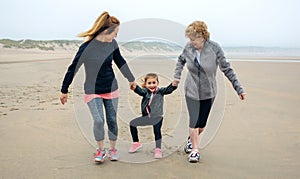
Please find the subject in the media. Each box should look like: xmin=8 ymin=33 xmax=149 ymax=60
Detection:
xmin=78 ymin=11 xmax=120 ymax=42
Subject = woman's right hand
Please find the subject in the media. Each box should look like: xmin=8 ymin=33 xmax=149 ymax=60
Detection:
xmin=130 ymin=81 xmax=137 ymax=90
xmin=239 ymin=93 xmax=246 ymax=100
xmin=60 ymin=93 xmax=68 ymax=105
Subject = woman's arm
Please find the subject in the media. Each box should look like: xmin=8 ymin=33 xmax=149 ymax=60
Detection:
xmin=60 ymin=42 xmax=89 ymax=105
xmin=60 ymin=42 xmax=88 ymax=94
xmin=113 ymin=48 xmax=135 ymax=82
xmin=173 ymin=52 xmax=186 ymax=82
xmin=215 ymin=43 xmax=245 ymax=96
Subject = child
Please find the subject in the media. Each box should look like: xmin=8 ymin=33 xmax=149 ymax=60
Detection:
xmin=128 ymin=73 xmax=177 ymax=158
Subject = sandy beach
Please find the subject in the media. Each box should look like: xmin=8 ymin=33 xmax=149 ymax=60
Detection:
xmin=0 ymin=47 xmax=300 ymax=178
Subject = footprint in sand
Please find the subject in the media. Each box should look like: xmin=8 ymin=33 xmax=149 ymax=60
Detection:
xmin=9 ymin=108 xmax=19 ymax=111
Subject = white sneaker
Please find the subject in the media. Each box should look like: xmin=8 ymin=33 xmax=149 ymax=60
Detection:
xmin=184 ymin=139 xmax=192 ymax=154
xmin=188 ymin=151 xmax=200 ymax=163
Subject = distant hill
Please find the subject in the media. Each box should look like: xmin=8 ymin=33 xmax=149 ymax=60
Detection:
xmin=0 ymin=39 xmax=81 ymax=51
xmin=1 ymin=39 xmax=300 ymax=57
xmin=0 ymin=39 xmax=182 ymax=53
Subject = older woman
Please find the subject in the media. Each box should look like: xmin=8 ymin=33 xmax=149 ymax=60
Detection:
xmin=173 ymin=20 xmax=246 ymax=163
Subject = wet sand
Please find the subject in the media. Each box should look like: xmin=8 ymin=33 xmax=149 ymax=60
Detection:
xmin=0 ymin=48 xmax=299 ymax=178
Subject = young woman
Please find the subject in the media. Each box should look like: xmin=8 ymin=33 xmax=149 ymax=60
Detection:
xmin=128 ymin=73 xmax=177 ymax=158
xmin=60 ymin=11 xmax=135 ymax=163
xmin=173 ymin=20 xmax=246 ymax=163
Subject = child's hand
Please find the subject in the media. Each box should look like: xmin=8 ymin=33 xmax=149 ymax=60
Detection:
xmin=130 ymin=82 xmax=137 ymax=90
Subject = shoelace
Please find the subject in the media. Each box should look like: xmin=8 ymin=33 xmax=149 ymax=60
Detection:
xmin=110 ymin=149 xmax=117 ymax=155
xmin=190 ymin=152 xmax=199 ymax=158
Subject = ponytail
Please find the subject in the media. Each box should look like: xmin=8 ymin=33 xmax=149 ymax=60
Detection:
xmin=78 ymin=11 xmax=120 ymax=42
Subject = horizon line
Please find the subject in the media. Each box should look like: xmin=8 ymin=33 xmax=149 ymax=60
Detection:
xmin=0 ymin=38 xmax=300 ymax=49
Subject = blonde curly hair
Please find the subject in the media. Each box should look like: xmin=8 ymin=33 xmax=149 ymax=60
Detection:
xmin=185 ymin=21 xmax=210 ymax=40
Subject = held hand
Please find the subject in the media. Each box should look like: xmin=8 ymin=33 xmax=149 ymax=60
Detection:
xmin=130 ymin=82 xmax=137 ymax=90
xmin=239 ymin=93 xmax=246 ymax=100
xmin=172 ymin=80 xmax=179 ymax=86
xmin=60 ymin=93 xmax=68 ymax=105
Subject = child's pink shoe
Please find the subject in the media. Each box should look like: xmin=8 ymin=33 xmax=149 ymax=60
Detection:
xmin=154 ymin=148 xmax=162 ymax=159
xmin=128 ymin=142 xmax=142 ymax=153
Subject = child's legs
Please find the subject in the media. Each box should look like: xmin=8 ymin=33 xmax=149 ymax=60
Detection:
xmin=87 ymin=98 xmax=105 ymax=148
xmin=103 ymin=98 xmax=118 ymax=143
xmin=130 ymin=125 xmax=139 ymax=142
xmin=152 ymin=117 xmax=163 ymax=149
xmin=129 ymin=116 xmax=150 ymax=142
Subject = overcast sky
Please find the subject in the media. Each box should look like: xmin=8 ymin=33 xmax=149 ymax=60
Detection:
xmin=1 ymin=0 xmax=299 ymax=47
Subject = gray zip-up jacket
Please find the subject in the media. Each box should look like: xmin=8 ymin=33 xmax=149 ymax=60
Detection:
xmin=174 ymin=40 xmax=244 ymax=100
xmin=134 ymin=83 xmax=177 ymax=117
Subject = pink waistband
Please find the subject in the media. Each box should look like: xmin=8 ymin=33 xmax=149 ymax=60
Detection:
xmin=84 ymin=90 xmax=119 ymax=103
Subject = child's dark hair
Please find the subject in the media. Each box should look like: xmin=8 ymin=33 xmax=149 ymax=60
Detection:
xmin=141 ymin=73 xmax=159 ymax=88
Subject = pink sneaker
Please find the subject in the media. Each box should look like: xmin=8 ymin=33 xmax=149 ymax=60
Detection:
xmin=108 ymin=148 xmax=119 ymax=161
xmin=154 ymin=148 xmax=162 ymax=159
xmin=94 ymin=149 xmax=106 ymax=163
xmin=128 ymin=142 xmax=142 ymax=153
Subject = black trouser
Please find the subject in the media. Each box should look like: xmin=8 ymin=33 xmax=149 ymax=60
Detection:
xmin=186 ymin=96 xmax=215 ymax=128
xmin=129 ymin=116 xmax=163 ymax=148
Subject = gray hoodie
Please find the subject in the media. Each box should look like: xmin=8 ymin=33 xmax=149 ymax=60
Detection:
xmin=174 ymin=39 xmax=244 ymax=100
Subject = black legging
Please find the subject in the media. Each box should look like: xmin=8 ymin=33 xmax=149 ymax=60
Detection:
xmin=129 ymin=116 xmax=163 ymax=148
xmin=186 ymin=96 xmax=214 ymax=128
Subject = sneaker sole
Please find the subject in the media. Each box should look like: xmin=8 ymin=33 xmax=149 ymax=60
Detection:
xmin=95 ymin=160 xmax=104 ymax=163
xmin=109 ymin=157 xmax=119 ymax=161
xmin=188 ymin=158 xmax=199 ymax=163
xmin=108 ymin=154 xmax=119 ymax=161
xmin=188 ymin=153 xmax=200 ymax=163
xmin=94 ymin=159 xmax=105 ymax=163
xmin=154 ymin=155 xmax=163 ymax=159
xmin=94 ymin=156 xmax=106 ymax=163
